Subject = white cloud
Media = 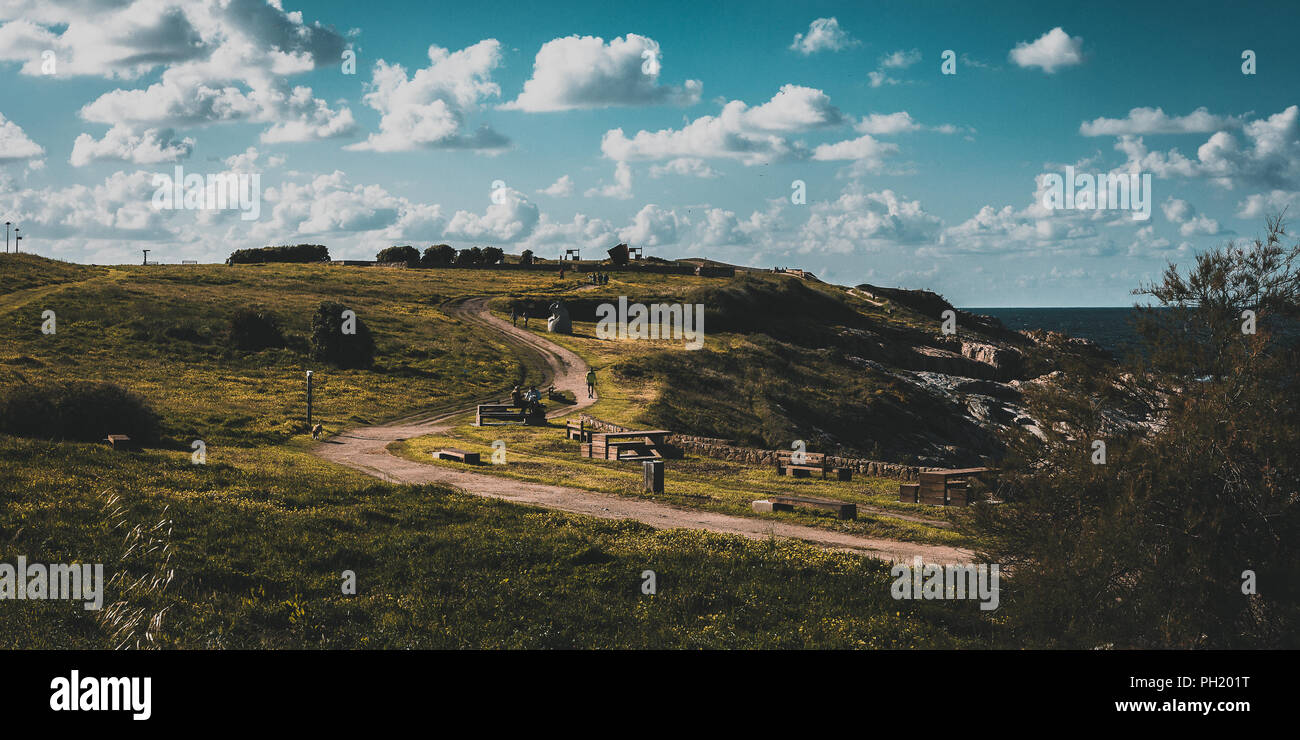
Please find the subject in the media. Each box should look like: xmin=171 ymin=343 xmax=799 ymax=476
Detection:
xmin=584 ymin=161 xmax=634 ymax=199
xmin=524 ymin=212 xmax=619 ymax=250
xmin=70 ymin=125 xmax=194 ymax=166
xmin=1161 ymin=197 xmax=1220 ymax=236
xmin=649 ymin=157 xmax=719 ymax=178
xmin=811 ymin=134 xmax=899 ymax=173
xmin=789 ymin=17 xmax=858 ymax=55
xmin=855 ymin=112 xmax=922 ymax=135
xmin=346 ymin=40 xmax=509 ymax=153
xmin=223 ymin=146 xmax=284 ymax=173
xmin=1081 ymin=107 xmax=1242 ymax=137
xmin=444 ymin=186 xmax=539 ymax=242
xmin=1236 ymin=189 xmax=1300 ymax=218
xmin=619 ymin=204 xmax=681 ymax=246
xmin=502 ymin=34 xmax=700 ymax=112
xmin=537 ymin=174 xmax=574 ymax=197
xmin=800 ymin=185 xmax=941 ymax=253
xmin=880 ymin=49 xmax=921 ymax=69
xmin=600 ymin=84 xmax=842 ymax=165
xmin=1009 ymin=27 xmax=1084 ymax=73
xmin=0 ymin=111 xmax=45 ymax=162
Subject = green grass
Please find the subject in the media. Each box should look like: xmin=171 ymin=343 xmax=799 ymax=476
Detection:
xmin=0 ymin=256 xmax=1008 ymax=648
xmin=0 ymin=435 xmax=999 ymax=649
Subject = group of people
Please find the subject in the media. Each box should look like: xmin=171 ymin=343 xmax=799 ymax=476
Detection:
xmin=510 ymin=385 xmax=544 ymax=416
xmin=588 ymin=273 xmax=609 ymax=285
xmin=509 ymin=306 xmax=529 ymax=327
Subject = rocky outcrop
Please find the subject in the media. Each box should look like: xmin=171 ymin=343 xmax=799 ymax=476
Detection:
xmin=960 ymin=341 xmax=1024 ymax=381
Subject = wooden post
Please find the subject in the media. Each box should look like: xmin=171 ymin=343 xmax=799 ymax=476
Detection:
xmin=306 ymin=370 xmax=313 ymax=429
xmin=644 ymin=460 xmax=664 ymax=493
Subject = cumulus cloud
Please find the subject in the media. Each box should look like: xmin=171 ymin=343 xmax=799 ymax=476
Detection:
xmin=811 ymin=134 xmax=899 ymax=173
xmin=649 ymin=157 xmax=719 ymax=178
xmin=346 ymin=40 xmax=509 ymax=153
xmin=600 ymin=84 xmax=842 ymax=165
xmin=1009 ymin=27 xmax=1083 ymax=73
xmin=537 ymin=174 xmax=574 ymax=197
xmin=800 ymin=185 xmax=942 ymax=253
xmin=619 ymin=204 xmax=681 ymax=246
xmin=444 ymin=186 xmax=539 ymax=242
xmin=70 ymin=125 xmax=194 ymax=166
xmin=789 ymin=17 xmax=858 ymax=55
xmin=1236 ymin=189 xmax=1300 ymax=218
xmin=1112 ymin=106 xmax=1300 ymax=190
xmin=524 ymin=212 xmax=619 ymax=250
xmin=1161 ymin=197 xmax=1221 ymax=236
xmin=855 ymin=112 xmax=923 ymax=135
xmin=502 ymin=34 xmax=700 ymax=112
xmin=866 ymin=49 xmax=920 ymax=88
xmin=1080 ymin=107 xmax=1242 ymax=137
xmin=43 ymin=0 xmax=357 ymax=145
xmin=584 ymin=161 xmax=634 ymax=199
xmin=0 ymin=112 xmax=45 ymax=162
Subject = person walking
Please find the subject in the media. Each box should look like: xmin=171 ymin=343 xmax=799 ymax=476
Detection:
xmin=585 ymin=368 xmax=596 ymax=398
xmin=510 ymin=306 xmax=518 ymax=326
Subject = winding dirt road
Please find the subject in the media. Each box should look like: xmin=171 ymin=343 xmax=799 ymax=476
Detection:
xmin=312 ymin=297 xmax=972 ymax=563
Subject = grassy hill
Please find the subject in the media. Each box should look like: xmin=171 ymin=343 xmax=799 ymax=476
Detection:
xmin=0 ymin=253 xmax=1020 ymax=648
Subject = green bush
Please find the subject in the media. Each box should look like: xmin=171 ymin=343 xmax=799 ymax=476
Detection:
xmin=481 ymin=247 xmax=504 ymax=265
xmin=421 ymin=244 xmax=455 ymax=266
xmin=227 ymin=244 xmax=330 ymax=265
xmin=229 ymin=308 xmax=285 ymax=351
xmin=310 ymin=301 xmax=375 ymax=369
xmin=455 ymin=247 xmax=483 ymax=266
xmin=377 ymin=245 xmax=420 ymax=266
xmin=0 ymin=381 xmax=160 ymax=445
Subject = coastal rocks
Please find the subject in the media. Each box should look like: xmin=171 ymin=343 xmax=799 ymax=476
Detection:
xmin=960 ymin=341 xmax=1024 ymax=381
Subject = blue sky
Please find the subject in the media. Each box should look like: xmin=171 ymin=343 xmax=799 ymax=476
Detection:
xmin=1 ymin=0 xmax=1298 ymax=305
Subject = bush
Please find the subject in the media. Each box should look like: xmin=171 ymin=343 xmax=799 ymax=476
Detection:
xmin=421 ymin=244 xmax=455 ymax=267
xmin=377 ymin=245 xmax=420 ymax=266
xmin=0 ymin=381 xmax=160 ymax=445
xmin=481 ymin=247 xmax=504 ymax=265
xmin=229 ymin=308 xmax=285 ymax=351
xmin=455 ymin=247 xmax=483 ymax=266
xmin=310 ymin=301 xmax=375 ymax=369
xmin=519 ymin=249 xmax=534 ymax=266
xmin=227 ymin=244 xmax=330 ymax=265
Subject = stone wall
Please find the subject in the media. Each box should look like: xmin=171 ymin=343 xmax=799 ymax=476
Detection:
xmin=577 ymin=414 xmax=923 ymax=481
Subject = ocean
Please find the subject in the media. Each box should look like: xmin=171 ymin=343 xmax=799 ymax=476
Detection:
xmin=963 ymin=307 xmax=1144 ymax=355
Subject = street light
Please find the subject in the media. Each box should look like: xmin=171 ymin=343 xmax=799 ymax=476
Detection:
xmin=12 ymin=227 xmax=18 ymax=254
xmin=4 ymin=222 xmax=10 ymax=253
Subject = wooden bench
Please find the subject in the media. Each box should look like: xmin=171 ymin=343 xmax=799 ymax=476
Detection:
xmin=752 ymin=495 xmax=857 ymax=520
xmin=433 ymin=448 xmax=480 ymax=464
xmin=565 ymin=420 xmax=593 ymax=442
xmin=476 ymin=403 xmax=540 ymax=426
xmin=917 ymin=467 xmax=994 ymax=506
xmin=105 ymin=434 xmax=135 ymax=451
xmin=774 ymin=451 xmax=852 ymax=481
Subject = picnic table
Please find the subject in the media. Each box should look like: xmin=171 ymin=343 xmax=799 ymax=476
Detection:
xmin=752 ymin=494 xmax=857 ymax=520
xmin=910 ymin=467 xmax=995 ymax=506
xmin=774 ymin=451 xmax=852 ymax=481
xmin=582 ymin=430 xmax=672 ymax=461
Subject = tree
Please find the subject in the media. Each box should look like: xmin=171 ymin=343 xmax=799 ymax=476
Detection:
xmin=227 ymin=244 xmax=330 ymax=264
xmin=376 ymin=245 xmax=420 ymax=266
xmin=421 ymin=244 xmax=455 ymax=266
xmin=310 ymin=301 xmax=376 ymax=369
xmin=519 ymin=249 xmax=534 ymax=266
xmin=967 ymin=216 xmax=1300 ymax=648
xmin=482 ymin=246 xmax=504 ymax=265
xmin=455 ymin=246 xmax=483 ymax=266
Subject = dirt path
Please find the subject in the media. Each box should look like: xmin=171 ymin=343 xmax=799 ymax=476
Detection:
xmin=313 ymin=297 xmax=972 ymax=564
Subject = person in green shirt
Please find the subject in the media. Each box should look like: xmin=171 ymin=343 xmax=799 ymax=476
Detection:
xmin=585 ymin=369 xmax=596 ymax=398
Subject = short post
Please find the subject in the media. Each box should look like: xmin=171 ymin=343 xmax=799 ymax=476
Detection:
xmin=306 ymin=370 xmax=313 ymax=429
xmin=643 ymin=460 xmax=664 ymax=494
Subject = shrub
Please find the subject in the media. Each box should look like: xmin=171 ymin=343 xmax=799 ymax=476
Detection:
xmin=421 ymin=244 xmax=455 ymax=266
xmin=0 ymin=381 xmax=160 ymax=445
xmin=376 ymin=245 xmax=420 ymax=266
xmin=455 ymin=247 xmax=483 ymax=266
xmin=227 ymin=244 xmax=330 ymax=265
xmin=229 ymin=308 xmax=285 ymax=351
xmin=481 ymin=247 xmax=504 ymax=265
xmin=519 ymin=249 xmax=534 ymax=266
xmin=310 ymin=301 xmax=375 ymax=369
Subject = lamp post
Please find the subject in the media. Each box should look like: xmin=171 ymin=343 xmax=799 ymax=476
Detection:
xmin=4 ymin=222 xmax=10 ymax=253
xmin=12 ymin=227 xmax=19 ymax=254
